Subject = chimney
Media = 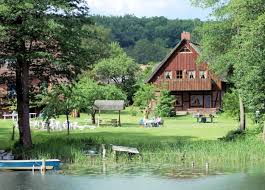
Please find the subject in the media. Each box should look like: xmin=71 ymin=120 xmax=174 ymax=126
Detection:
xmin=181 ymin=31 xmax=191 ymax=41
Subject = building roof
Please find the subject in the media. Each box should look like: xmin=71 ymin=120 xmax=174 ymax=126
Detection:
xmin=93 ymin=100 xmax=125 ymax=111
xmin=145 ymin=39 xmax=201 ymax=83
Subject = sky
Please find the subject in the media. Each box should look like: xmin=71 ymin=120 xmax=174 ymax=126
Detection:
xmin=85 ymin=0 xmax=210 ymax=20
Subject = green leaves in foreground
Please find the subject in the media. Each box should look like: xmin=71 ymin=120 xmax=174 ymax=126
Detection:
xmin=155 ymin=90 xmax=175 ymax=117
xmin=133 ymin=84 xmax=155 ymax=111
xmin=194 ymin=0 xmax=265 ymax=116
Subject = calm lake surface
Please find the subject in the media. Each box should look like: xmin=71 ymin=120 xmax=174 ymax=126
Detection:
xmin=0 ymin=166 xmax=265 ymax=190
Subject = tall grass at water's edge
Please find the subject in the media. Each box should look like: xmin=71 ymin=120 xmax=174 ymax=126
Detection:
xmin=12 ymin=131 xmax=265 ymax=172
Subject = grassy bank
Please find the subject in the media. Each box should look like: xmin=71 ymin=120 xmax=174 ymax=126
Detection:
xmin=0 ymin=110 xmax=264 ymax=172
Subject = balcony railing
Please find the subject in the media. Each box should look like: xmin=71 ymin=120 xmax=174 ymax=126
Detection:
xmin=154 ymin=78 xmax=212 ymax=91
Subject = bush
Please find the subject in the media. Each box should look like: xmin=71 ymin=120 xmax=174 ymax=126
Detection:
xmin=222 ymin=90 xmax=240 ymax=119
xmin=155 ymin=90 xmax=175 ymax=117
xmin=219 ymin=129 xmax=245 ymax=141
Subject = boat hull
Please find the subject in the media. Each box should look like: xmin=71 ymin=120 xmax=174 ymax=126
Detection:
xmin=0 ymin=159 xmax=61 ymax=170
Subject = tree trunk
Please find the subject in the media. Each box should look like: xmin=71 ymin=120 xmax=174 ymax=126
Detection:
xmin=11 ymin=124 xmax=15 ymax=141
xmin=144 ymin=107 xmax=150 ymax=119
xmin=46 ymin=119 xmax=50 ymax=133
xmin=239 ymin=94 xmax=246 ymax=131
xmin=16 ymin=57 xmax=32 ymax=148
xmin=91 ymin=110 xmax=96 ymax=125
xmin=66 ymin=112 xmax=70 ymax=135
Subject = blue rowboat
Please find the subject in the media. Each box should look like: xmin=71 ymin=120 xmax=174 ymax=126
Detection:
xmin=0 ymin=159 xmax=61 ymax=170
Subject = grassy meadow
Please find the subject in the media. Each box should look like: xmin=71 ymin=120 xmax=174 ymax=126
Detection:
xmin=0 ymin=109 xmax=264 ymax=172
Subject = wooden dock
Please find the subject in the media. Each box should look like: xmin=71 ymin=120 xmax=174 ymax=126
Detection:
xmin=112 ymin=145 xmax=139 ymax=154
xmin=112 ymin=145 xmax=140 ymax=160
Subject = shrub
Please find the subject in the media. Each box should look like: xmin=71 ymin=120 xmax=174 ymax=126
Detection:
xmin=222 ymin=90 xmax=240 ymax=119
xmin=219 ymin=129 xmax=245 ymax=141
xmin=155 ymin=90 xmax=175 ymax=117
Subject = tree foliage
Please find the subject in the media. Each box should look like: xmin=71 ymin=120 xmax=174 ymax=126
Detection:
xmin=93 ymin=15 xmax=202 ymax=64
xmin=0 ymin=0 xmax=108 ymax=147
xmin=74 ymin=76 xmax=126 ymax=124
xmin=93 ymin=42 xmax=139 ymax=103
xmin=40 ymin=77 xmax=126 ymax=126
xmin=127 ymin=39 xmax=169 ymax=64
xmin=40 ymin=84 xmax=79 ymax=135
xmin=133 ymin=84 xmax=155 ymax=117
xmin=193 ymin=0 xmax=265 ymax=126
xmin=155 ymin=90 xmax=175 ymax=117
xmin=222 ymin=90 xmax=240 ymax=119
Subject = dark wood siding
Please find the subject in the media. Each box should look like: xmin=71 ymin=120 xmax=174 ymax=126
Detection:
xmin=155 ymin=79 xmax=212 ymax=91
xmin=149 ymin=39 xmax=226 ymax=113
xmin=150 ymin=41 xmax=223 ymax=91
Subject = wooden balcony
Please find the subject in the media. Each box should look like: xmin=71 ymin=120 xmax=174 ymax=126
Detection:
xmin=154 ymin=79 xmax=212 ymax=91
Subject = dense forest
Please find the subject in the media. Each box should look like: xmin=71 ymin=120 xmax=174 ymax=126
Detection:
xmin=92 ymin=15 xmax=202 ymax=64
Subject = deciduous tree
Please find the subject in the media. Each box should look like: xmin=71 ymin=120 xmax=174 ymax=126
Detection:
xmin=74 ymin=76 xmax=126 ymax=124
xmin=94 ymin=42 xmax=139 ymax=103
xmin=0 ymin=0 xmax=107 ymax=147
xmin=133 ymin=84 xmax=155 ymax=119
xmin=192 ymin=0 xmax=265 ymax=130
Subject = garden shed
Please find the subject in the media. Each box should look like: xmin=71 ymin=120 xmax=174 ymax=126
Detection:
xmin=93 ymin=100 xmax=125 ymax=126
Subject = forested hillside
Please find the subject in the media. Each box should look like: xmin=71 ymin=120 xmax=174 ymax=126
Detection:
xmin=92 ymin=15 xmax=202 ymax=64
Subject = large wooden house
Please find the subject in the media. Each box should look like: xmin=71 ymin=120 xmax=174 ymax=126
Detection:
xmin=146 ymin=32 xmax=226 ymax=114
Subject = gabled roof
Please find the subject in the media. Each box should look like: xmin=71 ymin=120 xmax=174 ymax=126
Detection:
xmin=145 ymin=39 xmax=201 ymax=83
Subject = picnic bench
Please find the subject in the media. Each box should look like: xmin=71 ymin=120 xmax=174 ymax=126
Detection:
xmin=96 ymin=118 xmax=119 ymax=127
xmin=194 ymin=113 xmax=214 ymax=123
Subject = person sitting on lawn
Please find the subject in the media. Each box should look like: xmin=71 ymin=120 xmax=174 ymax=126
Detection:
xmin=154 ymin=116 xmax=163 ymax=127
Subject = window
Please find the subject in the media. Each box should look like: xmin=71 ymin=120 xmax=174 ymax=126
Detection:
xmin=164 ymin=71 xmax=172 ymax=79
xmin=180 ymin=46 xmax=191 ymax=53
xmin=200 ymin=71 xmax=207 ymax=79
xmin=191 ymin=95 xmax=203 ymax=107
xmin=188 ymin=71 xmax=195 ymax=79
xmin=174 ymin=95 xmax=182 ymax=107
xmin=176 ymin=70 xmax=183 ymax=79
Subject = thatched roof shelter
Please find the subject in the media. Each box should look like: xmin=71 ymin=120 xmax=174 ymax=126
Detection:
xmin=93 ymin=100 xmax=125 ymax=126
xmin=94 ymin=100 xmax=125 ymax=111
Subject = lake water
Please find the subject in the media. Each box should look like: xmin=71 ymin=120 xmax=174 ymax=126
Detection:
xmin=0 ymin=166 xmax=265 ymax=190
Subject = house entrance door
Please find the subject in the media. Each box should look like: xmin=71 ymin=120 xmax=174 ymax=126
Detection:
xmin=204 ymin=95 xmax=211 ymax=108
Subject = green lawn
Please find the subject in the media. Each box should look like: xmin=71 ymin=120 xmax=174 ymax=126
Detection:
xmin=0 ymin=109 xmax=250 ymax=150
xmin=1 ymin=110 xmax=264 ymax=172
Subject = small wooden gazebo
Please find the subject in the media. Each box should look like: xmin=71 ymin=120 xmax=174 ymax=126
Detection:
xmin=93 ymin=100 xmax=125 ymax=126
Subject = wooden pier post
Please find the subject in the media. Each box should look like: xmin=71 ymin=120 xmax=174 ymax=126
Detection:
xmin=191 ymin=161 xmax=195 ymax=168
xmin=113 ymin=150 xmax=117 ymax=161
xmin=41 ymin=159 xmax=46 ymax=175
xmin=205 ymin=162 xmax=209 ymax=174
xmin=32 ymin=165 xmax=35 ymax=174
xmin=102 ymin=144 xmax=106 ymax=160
